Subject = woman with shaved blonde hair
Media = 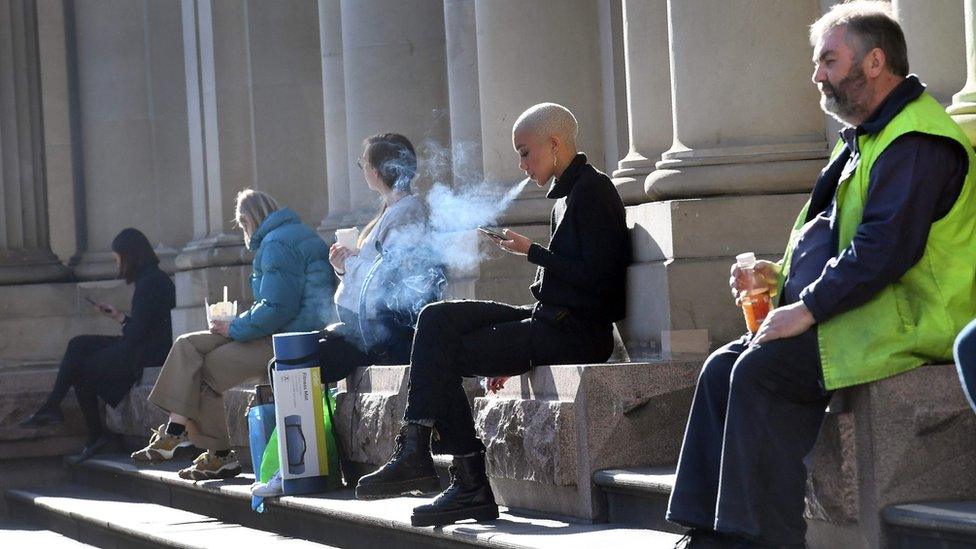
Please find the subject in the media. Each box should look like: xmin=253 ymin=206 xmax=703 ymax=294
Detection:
xmin=132 ymin=189 xmax=334 ymax=481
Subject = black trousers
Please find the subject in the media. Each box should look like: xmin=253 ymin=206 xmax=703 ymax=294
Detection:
xmin=666 ymin=329 xmax=831 ymax=547
xmin=316 ymin=317 xmax=413 ymax=384
xmin=47 ymin=335 xmax=130 ymax=442
xmin=403 ymin=300 xmax=613 ymax=456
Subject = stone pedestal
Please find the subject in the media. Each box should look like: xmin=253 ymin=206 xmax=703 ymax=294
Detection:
xmin=621 ymin=194 xmax=808 ymax=355
xmin=0 ymin=280 xmax=132 ymax=365
xmin=806 ymin=364 xmax=976 ymax=549
xmin=611 ymin=0 xmax=672 ymax=205
xmin=473 ymin=360 xmax=700 ymax=521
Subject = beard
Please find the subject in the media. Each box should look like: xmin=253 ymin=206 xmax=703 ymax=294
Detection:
xmin=819 ymin=62 xmax=871 ymax=125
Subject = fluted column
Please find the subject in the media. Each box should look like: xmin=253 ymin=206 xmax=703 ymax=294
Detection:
xmin=68 ymin=0 xmax=192 ymax=279
xmin=611 ymin=0 xmax=672 ymax=205
xmin=179 ymin=0 xmax=325 ymax=266
xmin=474 ymin=0 xmax=608 ymax=224
xmin=176 ymin=0 xmax=326 ymax=333
xmin=317 ymin=0 xmax=350 ymax=233
xmin=893 ymin=0 xmax=965 ymax=105
xmin=949 ymin=0 xmax=976 ymax=145
xmin=621 ymin=0 xmax=827 ymax=356
xmin=645 ymin=0 xmax=827 ymax=200
xmin=0 ymin=0 xmax=69 ymax=284
xmin=444 ymin=0 xmax=482 ymax=183
xmin=339 ymin=0 xmax=449 ymax=225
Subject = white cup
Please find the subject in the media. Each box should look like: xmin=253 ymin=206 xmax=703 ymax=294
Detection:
xmin=335 ymin=227 xmax=360 ymax=250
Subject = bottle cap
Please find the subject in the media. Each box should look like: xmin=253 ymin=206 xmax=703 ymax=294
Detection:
xmin=736 ymin=252 xmax=757 ymax=269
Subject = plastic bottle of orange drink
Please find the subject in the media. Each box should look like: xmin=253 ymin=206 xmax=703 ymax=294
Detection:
xmin=736 ymin=252 xmax=773 ymax=333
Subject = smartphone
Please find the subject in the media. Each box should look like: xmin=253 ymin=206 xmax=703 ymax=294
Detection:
xmin=85 ymin=295 xmax=109 ymax=313
xmin=477 ymin=226 xmax=507 ymax=241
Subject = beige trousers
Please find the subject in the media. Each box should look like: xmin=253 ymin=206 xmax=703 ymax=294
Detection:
xmin=148 ymin=331 xmax=272 ymax=451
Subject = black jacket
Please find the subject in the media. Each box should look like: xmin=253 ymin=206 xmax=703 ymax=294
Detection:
xmin=527 ymin=154 xmax=630 ymax=324
xmin=122 ymin=263 xmax=176 ymax=369
xmin=90 ymin=264 xmax=175 ymax=406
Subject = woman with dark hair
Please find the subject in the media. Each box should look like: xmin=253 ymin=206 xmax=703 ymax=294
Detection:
xmin=20 ymin=228 xmax=176 ymax=463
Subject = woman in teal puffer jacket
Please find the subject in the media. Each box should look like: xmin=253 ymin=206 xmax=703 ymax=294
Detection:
xmin=134 ymin=189 xmax=334 ymax=481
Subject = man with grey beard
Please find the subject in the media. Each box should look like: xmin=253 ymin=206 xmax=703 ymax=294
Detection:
xmin=669 ymin=2 xmax=976 ymax=548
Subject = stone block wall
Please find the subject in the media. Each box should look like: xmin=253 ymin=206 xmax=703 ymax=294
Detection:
xmin=474 ymin=360 xmax=700 ymax=520
xmin=806 ymin=363 xmax=976 ymax=549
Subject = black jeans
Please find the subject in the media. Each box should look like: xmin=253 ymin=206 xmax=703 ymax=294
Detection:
xmin=403 ymin=300 xmax=613 ymax=456
xmin=46 ymin=335 xmax=125 ymax=442
xmin=666 ymin=329 xmax=831 ymax=546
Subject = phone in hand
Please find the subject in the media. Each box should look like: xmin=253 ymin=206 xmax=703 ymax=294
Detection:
xmin=477 ymin=226 xmax=507 ymax=241
xmin=85 ymin=295 xmax=109 ymax=314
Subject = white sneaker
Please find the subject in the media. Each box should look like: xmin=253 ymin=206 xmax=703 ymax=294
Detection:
xmin=251 ymin=470 xmax=283 ymax=497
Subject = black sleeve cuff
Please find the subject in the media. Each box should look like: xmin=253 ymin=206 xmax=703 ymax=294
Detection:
xmin=526 ymin=243 xmax=550 ymax=266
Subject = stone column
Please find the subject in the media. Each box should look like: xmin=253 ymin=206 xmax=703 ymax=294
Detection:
xmin=611 ymin=0 xmax=672 ymax=205
xmin=317 ymin=0 xmax=350 ymax=234
xmin=444 ymin=0 xmax=482 ymax=183
xmin=69 ymin=0 xmax=192 ymax=279
xmin=893 ymin=0 xmax=965 ymax=105
xmin=176 ymin=0 xmax=326 ymax=333
xmin=469 ymin=0 xmax=610 ymax=304
xmin=339 ymin=0 xmax=449 ymax=225
xmin=0 ymin=0 xmax=69 ymax=284
xmin=623 ymin=0 xmax=828 ymax=357
xmin=474 ymin=0 xmax=608 ymax=227
xmin=949 ymin=0 xmax=976 ymax=145
xmin=646 ymin=0 xmax=827 ymax=200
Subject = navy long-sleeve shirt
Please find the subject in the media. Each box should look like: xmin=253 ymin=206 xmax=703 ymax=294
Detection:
xmin=783 ymin=76 xmax=968 ymax=321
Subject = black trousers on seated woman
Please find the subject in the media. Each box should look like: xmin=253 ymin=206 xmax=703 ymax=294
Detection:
xmin=403 ymin=300 xmax=614 ymax=456
xmin=317 ymin=308 xmax=414 ymax=384
xmin=41 ymin=335 xmax=145 ymax=442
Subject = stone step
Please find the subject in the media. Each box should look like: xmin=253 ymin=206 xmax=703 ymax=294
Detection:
xmin=5 ymin=483 xmax=335 ymax=548
xmin=71 ymin=455 xmax=682 ymax=548
xmin=0 ymin=454 xmax=71 ymax=516
xmin=592 ymin=466 xmax=680 ymax=534
xmin=0 ymin=516 xmax=97 ymax=547
xmin=883 ymin=501 xmax=976 ymax=548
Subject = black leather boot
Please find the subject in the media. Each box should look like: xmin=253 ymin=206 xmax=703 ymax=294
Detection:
xmin=411 ymin=452 xmax=498 ymax=527
xmin=355 ymin=423 xmax=441 ymax=500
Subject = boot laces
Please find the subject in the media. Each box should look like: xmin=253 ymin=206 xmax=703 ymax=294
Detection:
xmin=390 ymin=433 xmax=406 ymax=460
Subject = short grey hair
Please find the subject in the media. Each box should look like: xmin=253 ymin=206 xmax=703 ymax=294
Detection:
xmin=234 ymin=188 xmax=279 ymax=233
xmin=512 ymin=102 xmax=578 ymax=146
xmin=810 ymin=1 xmax=909 ymax=76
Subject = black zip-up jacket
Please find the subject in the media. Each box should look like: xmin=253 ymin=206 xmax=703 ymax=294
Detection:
xmin=527 ymin=153 xmax=630 ymax=324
